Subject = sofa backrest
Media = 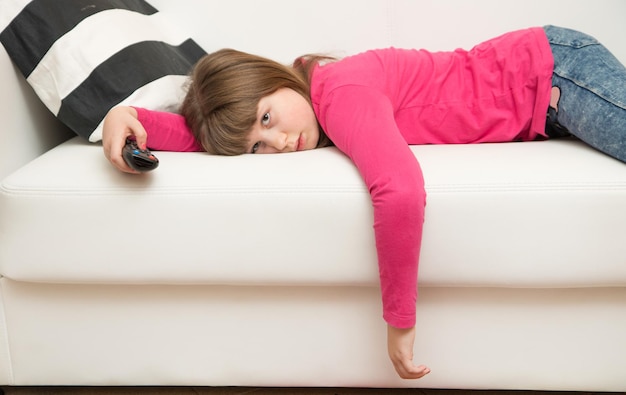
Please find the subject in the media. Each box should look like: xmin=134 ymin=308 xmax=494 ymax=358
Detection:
xmin=0 ymin=47 xmax=73 ymax=180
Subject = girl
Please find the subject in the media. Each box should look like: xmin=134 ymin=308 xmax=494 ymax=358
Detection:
xmin=103 ymin=25 xmax=626 ymax=379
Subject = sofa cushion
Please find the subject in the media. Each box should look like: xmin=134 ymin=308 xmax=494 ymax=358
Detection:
xmin=1 ymin=137 xmax=626 ymax=288
xmin=0 ymin=0 xmax=206 ymax=142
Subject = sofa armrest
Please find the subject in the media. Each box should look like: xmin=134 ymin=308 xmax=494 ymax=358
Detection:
xmin=0 ymin=46 xmax=74 ymax=181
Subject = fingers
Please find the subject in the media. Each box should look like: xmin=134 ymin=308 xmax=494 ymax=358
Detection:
xmin=111 ymin=151 xmax=139 ymax=174
xmin=392 ymin=358 xmax=431 ymax=380
xmin=132 ymin=122 xmax=148 ymax=151
xmin=106 ymin=134 xmax=139 ymax=174
xmin=102 ymin=106 xmax=144 ymax=174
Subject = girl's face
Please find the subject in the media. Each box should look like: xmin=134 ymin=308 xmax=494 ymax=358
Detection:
xmin=247 ymin=88 xmax=320 ymax=154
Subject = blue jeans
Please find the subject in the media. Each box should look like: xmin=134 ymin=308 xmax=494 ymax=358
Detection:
xmin=544 ymin=25 xmax=626 ymax=163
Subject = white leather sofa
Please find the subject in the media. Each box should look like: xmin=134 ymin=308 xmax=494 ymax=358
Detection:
xmin=1 ymin=0 xmax=626 ymax=391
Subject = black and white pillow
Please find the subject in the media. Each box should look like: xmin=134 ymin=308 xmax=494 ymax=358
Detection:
xmin=0 ymin=0 xmax=207 ymax=142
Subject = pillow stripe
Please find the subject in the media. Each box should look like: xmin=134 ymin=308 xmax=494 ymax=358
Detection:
xmin=27 ymin=10 xmax=194 ymax=115
xmin=0 ymin=0 xmax=157 ymax=77
xmin=57 ymin=39 xmax=206 ymax=140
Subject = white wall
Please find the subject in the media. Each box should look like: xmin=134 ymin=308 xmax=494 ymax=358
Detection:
xmin=150 ymin=0 xmax=626 ymax=64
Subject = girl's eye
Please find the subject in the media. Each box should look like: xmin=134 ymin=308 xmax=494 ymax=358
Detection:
xmin=261 ymin=112 xmax=271 ymax=126
xmin=251 ymin=142 xmax=260 ymax=154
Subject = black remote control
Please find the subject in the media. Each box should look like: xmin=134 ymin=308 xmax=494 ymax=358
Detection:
xmin=122 ymin=139 xmax=159 ymax=172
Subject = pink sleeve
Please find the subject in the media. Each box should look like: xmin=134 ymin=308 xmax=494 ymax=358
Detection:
xmin=319 ymin=86 xmax=426 ymax=328
xmin=133 ymin=107 xmax=204 ymax=152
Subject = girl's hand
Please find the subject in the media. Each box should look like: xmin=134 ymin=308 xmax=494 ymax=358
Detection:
xmin=387 ymin=325 xmax=431 ymax=379
xmin=102 ymin=106 xmax=148 ymax=174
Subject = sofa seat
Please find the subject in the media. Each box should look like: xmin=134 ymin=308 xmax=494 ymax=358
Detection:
xmin=2 ymin=136 xmax=626 ymax=288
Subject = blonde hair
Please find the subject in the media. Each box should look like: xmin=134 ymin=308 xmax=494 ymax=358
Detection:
xmin=181 ymin=48 xmax=331 ymax=155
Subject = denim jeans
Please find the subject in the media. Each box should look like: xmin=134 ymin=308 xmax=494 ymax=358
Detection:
xmin=544 ymin=25 xmax=626 ymax=163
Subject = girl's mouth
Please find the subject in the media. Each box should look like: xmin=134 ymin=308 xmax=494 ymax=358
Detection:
xmin=296 ymin=134 xmax=304 ymax=151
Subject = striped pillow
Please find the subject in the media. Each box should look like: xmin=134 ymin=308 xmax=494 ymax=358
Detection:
xmin=0 ymin=0 xmax=207 ymax=142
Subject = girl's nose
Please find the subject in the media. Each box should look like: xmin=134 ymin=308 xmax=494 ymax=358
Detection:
xmin=269 ymin=130 xmax=288 ymax=152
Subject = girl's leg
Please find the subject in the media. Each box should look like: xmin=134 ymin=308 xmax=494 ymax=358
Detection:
xmin=544 ymin=25 xmax=626 ymax=163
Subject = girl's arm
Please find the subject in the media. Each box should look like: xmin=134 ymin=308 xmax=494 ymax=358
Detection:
xmin=102 ymin=106 xmax=203 ymax=173
xmin=319 ymin=86 xmax=429 ymax=379
xmin=133 ymin=107 xmax=203 ymax=152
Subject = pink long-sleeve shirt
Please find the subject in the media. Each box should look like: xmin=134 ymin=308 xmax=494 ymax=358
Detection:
xmin=135 ymin=27 xmax=554 ymax=329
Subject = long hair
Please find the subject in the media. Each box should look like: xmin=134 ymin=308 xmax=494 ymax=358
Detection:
xmin=181 ymin=48 xmax=332 ymax=155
